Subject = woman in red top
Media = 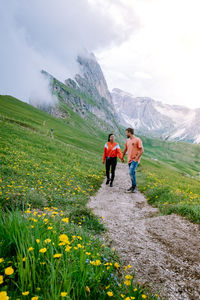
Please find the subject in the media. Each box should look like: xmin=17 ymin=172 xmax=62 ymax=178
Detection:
xmin=103 ymin=134 xmax=123 ymax=187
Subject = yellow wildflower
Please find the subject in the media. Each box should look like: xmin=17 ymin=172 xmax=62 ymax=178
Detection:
xmin=141 ymin=295 xmax=147 ymax=299
xmin=39 ymin=248 xmax=47 ymax=253
xmin=22 ymin=291 xmax=29 ymax=296
xmin=125 ymin=275 xmax=133 ymax=280
xmin=28 ymin=247 xmax=34 ymax=252
xmin=0 ymin=275 xmax=3 ymax=284
xmin=114 ymin=262 xmax=120 ymax=268
xmin=53 ymin=253 xmax=62 ymax=258
xmin=31 ymin=297 xmax=39 ymax=300
xmin=107 ymin=291 xmax=113 ymax=297
xmin=59 ymin=234 xmax=70 ymax=244
xmin=62 ymin=218 xmax=69 ymax=223
xmin=124 ymin=280 xmax=131 ymax=286
xmin=0 ymin=291 xmax=9 ymax=300
xmin=65 ymin=246 xmax=71 ymax=252
xmin=5 ymin=266 xmax=14 ymax=275
xmin=36 ymin=239 xmax=40 ymax=244
xmin=61 ymin=292 xmax=67 ymax=297
xmin=0 ymin=258 xmax=4 ymax=263
xmin=44 ymin=238 xmax=51 ymax=244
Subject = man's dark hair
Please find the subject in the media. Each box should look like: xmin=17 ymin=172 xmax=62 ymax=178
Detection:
xmin=126 ymin=128 xmax=134 ymax=135
xmin=108 ymin=133 xmax=114 ymax=141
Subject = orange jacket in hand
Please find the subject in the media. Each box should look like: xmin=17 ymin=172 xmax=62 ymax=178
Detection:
xmin=103 ymin=142 xmax=122 ymax=162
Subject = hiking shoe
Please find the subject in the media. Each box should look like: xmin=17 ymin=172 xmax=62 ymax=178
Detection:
xmin=131 ymin=187 xmax=137 ymax=193
xmin=110 ymin=181 xmax=113 ymax=187
xmin=106 ymin=179 xmax=110 ymax=185
xmin=127 ymin=186 xmax=135 ymax=192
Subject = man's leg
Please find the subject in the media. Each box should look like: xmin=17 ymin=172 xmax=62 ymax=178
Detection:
xmin=110 ymin=158 xmax=117 ymax=187
xmin=105 ymin=158 xmax=111 ymax=184
xmin=129 ymin=161 xmax=138 ymax=191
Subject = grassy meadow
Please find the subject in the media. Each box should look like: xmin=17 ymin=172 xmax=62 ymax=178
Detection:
xmin=0 ymin=95 xmax=158 ymax=299
xmin=137 ymin=136 xmax=200 ymax=223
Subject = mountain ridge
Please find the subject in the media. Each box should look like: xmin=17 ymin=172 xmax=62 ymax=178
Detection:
xmin=112 ymin=88 xmax=200 ymax=144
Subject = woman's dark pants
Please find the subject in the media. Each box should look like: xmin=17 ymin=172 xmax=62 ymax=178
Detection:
xmin=106 ymin=157 xmax=117 ymax=183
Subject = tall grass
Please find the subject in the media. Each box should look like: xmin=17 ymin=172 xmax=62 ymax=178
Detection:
xmin=137 ymin=158 xmax=200 ymax=223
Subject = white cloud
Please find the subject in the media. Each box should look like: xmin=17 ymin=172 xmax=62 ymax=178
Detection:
xmin=0 ymin=0 xmax=138 ymax=104
xmin=96 ymin=0 xmax=200 ymax=108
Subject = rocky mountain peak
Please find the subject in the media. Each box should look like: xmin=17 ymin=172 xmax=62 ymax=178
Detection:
xmin=65 ymin=52 xmax=112 ymax=105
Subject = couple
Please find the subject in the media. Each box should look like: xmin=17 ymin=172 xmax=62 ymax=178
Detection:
xmin=103 ymin=128 xmax=144 ymax=192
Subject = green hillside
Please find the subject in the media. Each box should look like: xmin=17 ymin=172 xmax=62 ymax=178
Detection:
xmin=0 ymin=95 xmax=158 ymax=300
xmin=0 ymin=94 xmax=200 ymax=299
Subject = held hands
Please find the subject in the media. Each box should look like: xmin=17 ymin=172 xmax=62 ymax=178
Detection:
xmin=121 ymin=158 xmax=125 ymax=163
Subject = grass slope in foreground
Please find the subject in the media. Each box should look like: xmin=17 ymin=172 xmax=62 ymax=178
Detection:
xmin=0 ymin=95 xmax=158 ymax=300
xmin=137 ymin=136 xmax=200 ymax=223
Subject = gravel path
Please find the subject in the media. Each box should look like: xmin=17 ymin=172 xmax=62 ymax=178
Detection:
xmin=88 ymin=163 xmax=200 ymax=300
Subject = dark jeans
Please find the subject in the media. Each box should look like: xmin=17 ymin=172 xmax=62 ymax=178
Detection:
xmin=106 ymin=157 xmax=117 ymax=182
xmin=128 ymin=160 xmax=138 ymax=187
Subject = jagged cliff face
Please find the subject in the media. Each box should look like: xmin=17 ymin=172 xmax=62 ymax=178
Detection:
xmin=61 ymin=53 xmax=122 ymax=129
xmin=38 ymin=53 xmax=123 ymax=133
xmin=73 ymin=54 xmax=112 ymax=104
xmin=112 ymin=88 xmax=200 ymax=144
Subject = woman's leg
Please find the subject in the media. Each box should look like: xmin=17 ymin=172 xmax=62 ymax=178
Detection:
xmin=105 ymin=158 xmax=111 ymax=183
xmin=110 ymin=157 xmax=117 ymax=185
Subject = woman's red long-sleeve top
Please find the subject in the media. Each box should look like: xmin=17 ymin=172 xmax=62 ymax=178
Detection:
xmin=103 ymin=142 xmax=122 ymax=162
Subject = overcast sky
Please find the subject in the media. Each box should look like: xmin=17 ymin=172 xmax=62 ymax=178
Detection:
xmin=0 ymin=0 xmax=200 ymax=108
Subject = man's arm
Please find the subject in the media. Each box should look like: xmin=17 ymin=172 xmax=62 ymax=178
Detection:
xmin=122 ymin=143 xmax=127 ymax=162
xmin=134 ymin=148 xmax=144 ymax=162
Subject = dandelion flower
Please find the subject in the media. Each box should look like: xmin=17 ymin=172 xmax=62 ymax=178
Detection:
xmin=0 ymin=258 xmax=4 ymax=263
xmin=65 ymin=246 xmax=71 ymax=252
xmin=124 ymin=280 xmax=131 ymax=286
xmin=141 ymin=295 xmax=147 ymax=299
xmin=53 ymin=253 xmax=62 ymax=258
xmin=39 ymin=248 xmax=47 ymax=253
xmin=62 ymin=218 xmax=69 ymax=223
xmin=5 ymin=266 xmax=14 ymax=275
xmin=107 ymin=291 xmax=113 ymax=297
xmin=61 ymin=292 xmax=67 ymax=297
xmin=125 ymin=275 xmax=133 ymax=280
xmin=0 ymin=291 xmax=9 ymax=300
xmin=36 ymin=239 xmax=40 ymax=244
xmin=31 ymin=297 xmax=39 ymax=300
xmin=22 ymin=291 xmax=29 ymax=296
xmin=0 ymin=275 xmax=3 ymax=284
xmin=114 ymin=262 xmax=120 ymax=268
xmin=28 ymin=247 xmax=34 ymax=252
xmin=44 ymin=238 xmax=51 ymax=244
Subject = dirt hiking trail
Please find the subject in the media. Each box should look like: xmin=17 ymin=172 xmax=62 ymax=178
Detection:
xmin=88 ymin=163 xmax=200 ymax=300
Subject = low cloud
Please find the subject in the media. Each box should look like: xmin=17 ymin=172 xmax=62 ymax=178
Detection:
xmin=0 ymin=0 xmax=139 ymax=106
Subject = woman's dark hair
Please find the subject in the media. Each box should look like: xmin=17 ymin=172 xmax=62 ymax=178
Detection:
xmin=108 ymin=133 xmax=114 ymax=142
